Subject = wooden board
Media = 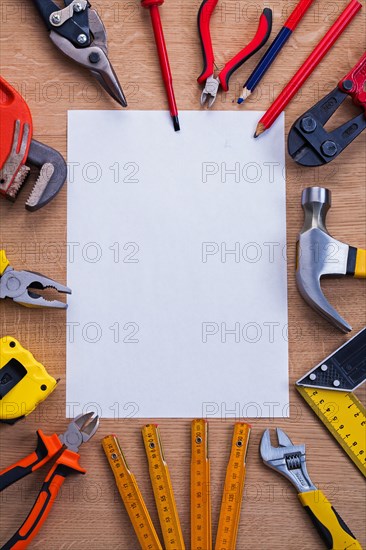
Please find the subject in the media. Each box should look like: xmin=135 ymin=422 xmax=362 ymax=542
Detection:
xmin=0 ymin=0 xmax=365 ymax=548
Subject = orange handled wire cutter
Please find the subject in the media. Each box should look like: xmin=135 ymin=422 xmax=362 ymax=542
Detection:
xmin=0 ymin=412 xmax=99 ymax=549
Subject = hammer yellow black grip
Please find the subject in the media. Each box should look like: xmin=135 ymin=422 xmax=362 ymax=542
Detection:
xmin=354 ymin=249 xmax=366 ymax=278
xmin=298 ymin=490 xmax=362 ymax=549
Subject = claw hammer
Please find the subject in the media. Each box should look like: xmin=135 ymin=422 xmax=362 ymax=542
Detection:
xmin=296 ymin=187 xmax=366 ymax=333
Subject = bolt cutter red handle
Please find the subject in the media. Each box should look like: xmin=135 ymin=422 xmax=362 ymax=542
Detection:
xmin=219 ymin=8 xmax=272 ymax=91
xmin=338 ymin=51 xmax=366 ymax=114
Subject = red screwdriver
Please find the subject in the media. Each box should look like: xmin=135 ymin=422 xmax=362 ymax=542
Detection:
xmin=141 ymin=0 xmax=180 ymax=131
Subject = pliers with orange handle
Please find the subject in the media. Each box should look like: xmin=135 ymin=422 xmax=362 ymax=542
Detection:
xmin=0 ymin=413 xmax=99 ymax=550
xmin=197 ymin=1 xmax=272 ymax=107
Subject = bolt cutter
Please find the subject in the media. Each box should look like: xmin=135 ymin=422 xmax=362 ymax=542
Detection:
xmin=0 ymin=413 xmax=99 ymax=549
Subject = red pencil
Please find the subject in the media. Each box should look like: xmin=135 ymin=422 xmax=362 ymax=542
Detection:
xmin=142 ymin=0 xmax=180 ymax=131
xmin=254 ymin=0 xmax=362 ymax=137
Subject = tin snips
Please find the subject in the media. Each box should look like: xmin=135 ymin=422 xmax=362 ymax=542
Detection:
xmin=30 ymin=0 xmax=127 ymax=107
xmin=0 ymin=76 xmax=67 ymax=211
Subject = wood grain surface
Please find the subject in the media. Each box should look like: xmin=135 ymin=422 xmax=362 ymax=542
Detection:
xmin=0 ymin=0 xmax=365 ymax=548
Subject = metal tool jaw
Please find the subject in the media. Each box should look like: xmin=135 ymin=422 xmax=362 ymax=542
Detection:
xmin=0 ymin=266 xmax=71 ymax=308
xmin=288 ymin=52 xmax=366 ymax=166
xmin=33 ymin=0 xmax=127 ymax=107
xmin=260 ymin=429 xmax=317 ymax=494
xmin=59 ymin=412 xmax=99 ymax=453
xmin=200 ymin=75 xmax=220 ymax=107
xmin=296 ymin=187 xmax=352 ymax=333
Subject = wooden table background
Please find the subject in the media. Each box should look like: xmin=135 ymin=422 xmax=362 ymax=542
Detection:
xmin=0 ymin=0 xmax=365 ymax=548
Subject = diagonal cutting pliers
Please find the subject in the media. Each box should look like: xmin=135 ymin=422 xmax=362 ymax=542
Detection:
xmin=30 ymin=0 xmax=127 ymax=107
xmin=0 ymin=250 xmax=71 ymax=309
xmin=0 ymin=413 xmax=99 ymax=550
xmin=260 ymin=428 xmax=362 ymax=550
xmin=197 ymin=1 xmax=272 ymax=107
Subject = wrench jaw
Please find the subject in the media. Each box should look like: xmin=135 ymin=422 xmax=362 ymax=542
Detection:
xmin=260 ymin=429 xmax=317 ymax=494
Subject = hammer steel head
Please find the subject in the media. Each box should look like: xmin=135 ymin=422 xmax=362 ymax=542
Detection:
xmin=296 ymin=187 xmax=352 ymax=333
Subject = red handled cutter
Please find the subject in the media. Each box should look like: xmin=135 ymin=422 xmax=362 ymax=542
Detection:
xmin=197 ymin=1 xmax=272 ymax=107
xmin=0 ymin=413 xmax=99 ymax=549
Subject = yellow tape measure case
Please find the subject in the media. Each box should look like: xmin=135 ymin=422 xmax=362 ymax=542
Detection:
xmin=0 ymin=336 xmax=57 ymax=424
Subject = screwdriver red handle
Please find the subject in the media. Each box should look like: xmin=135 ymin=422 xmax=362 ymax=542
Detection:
xmin=0 ymin=430 xmax=62 ymax=491
xmin=197 ymin=0 xmax=219 ymax=84
xmin=2 ymin=450 xmax=85 ymax=550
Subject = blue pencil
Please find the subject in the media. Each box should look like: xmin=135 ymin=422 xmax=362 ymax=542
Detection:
xmin=238 ymin=0 xmax=315 ymax=104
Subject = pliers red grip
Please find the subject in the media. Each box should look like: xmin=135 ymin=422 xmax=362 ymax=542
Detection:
xmin=197 ymin=3 xmax=272 ymax=106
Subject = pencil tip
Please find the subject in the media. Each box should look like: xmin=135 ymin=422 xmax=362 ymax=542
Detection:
xmin=237 ymin=98 xmax=244 ymax=105
xmin=172 ymin=115 xmax=180 ymax=131
xmin=254 ymin=122 xmax=266 ymax=138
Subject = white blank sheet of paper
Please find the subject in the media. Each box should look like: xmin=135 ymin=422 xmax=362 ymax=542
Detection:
xmin=67 ymin=110 xmax=288 ymax=418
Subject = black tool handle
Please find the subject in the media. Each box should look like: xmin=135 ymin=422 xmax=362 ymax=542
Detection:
xmin=31 ymin=0 xmax=91 ymax=46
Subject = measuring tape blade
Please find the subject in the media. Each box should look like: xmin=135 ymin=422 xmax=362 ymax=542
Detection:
xmin=215 ymin=422 xmax=251 ymax=550
xmin=102 ymin=435 xmax=163 ymax=550
xmin=142 ymin=424 xmax=185 ymax=550
xmin=297 ymin=386 xmax=366 ymax=477
xmin=191 ymin=419 xmax=212 ymax=550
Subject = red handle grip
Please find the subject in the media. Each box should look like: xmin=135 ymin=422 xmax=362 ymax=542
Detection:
xmin=2 ymin=450 xmax=85 ymax=550
xmin=197 ymin=0 xmax=219 ymax=84
xmin=219 ymin=8 xmax=272 ymax=92
xmin=338 ymin=51 xmax=366 ymax=114
xmin=0 ymin=430 xmax=62 ymax=491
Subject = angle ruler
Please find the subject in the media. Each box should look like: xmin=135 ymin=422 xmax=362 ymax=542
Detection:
xmin=296 ymin=327 xmax=366 ymax=477
xmin=102 ymin=435 xmax=163 ymax=550
xmin=142 ymin=424 xmax=185 ymax=550
xmin=191 ymin=419 xmax=212 ymax=550
xmin=215 ymin=422 xmax=251 ymax=550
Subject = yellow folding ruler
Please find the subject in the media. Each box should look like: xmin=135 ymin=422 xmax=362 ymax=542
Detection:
xmin=215 ymin=422 xmax=251 ymax=550
xmin=296 ymin=327 xmax=366 ymax=477
xmin=191 ymin=419 xmax=212 ymax=550
xmin=102 ymin=435 xmax=163 ymax=550
xmin=142 ymin=424 xmax=185 ymax=550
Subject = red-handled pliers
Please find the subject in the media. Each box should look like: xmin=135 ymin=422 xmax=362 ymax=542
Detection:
xmin=197 ymin=2 xmax=272 ymax=107
xmin=0 ymin=413 xmax=99 ymax=549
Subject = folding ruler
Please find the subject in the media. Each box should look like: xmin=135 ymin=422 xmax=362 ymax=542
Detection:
xmin=215 ymin=422 xmax=251 ymax=550
xmin=142 ymin=424 xmax=185 ymax=549
xmin=191 ymin=419 xmax=211 ymax=550
xmin=102 ymin=435 xmax=162 ymax=550
xmin=296 ymin=327 xmax=366 ymax=477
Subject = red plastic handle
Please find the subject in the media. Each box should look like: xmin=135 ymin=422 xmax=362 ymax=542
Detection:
xmin=2 ymin=450 xmax=85 ymax=550
xmin=197 ymin=0 xmax=219 ymax=84
xmin=0 ymin=430 xmax=62 ymax=491
xmin=338 ymin=51 xmax=366 ymax=115
xmin=219 ymin=8 xmax=272 ymax=91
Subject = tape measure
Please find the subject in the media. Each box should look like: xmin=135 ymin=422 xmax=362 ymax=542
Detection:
xmin=142 ymin=424 xmax=185 ymax=550
xmin=296 ymin=327 xmax=366 ymax=477
xmin=0 ymin=336 xmax=57 ymax=424
xmin=191 ymin=419 xmax=211 ymax=550
xmin=102 ymin=435 xmax=163 ymax=550
xmin=215 ymin=422 xmax=251 ymax=550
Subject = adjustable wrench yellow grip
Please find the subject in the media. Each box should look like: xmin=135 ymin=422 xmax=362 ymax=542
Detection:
xmin=0 ymin=249 xmax=10 ymax=276
xmin=354 ymin=249 xmax=366 ymax=278
xmin=298 ymin=490 xmax=363 ymax=549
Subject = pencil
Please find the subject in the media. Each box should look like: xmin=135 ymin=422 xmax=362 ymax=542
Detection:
xmin=254 ymin=0 xmax=362 ymax=138
xmin=238 ymin=0 xmax=315 ymax=104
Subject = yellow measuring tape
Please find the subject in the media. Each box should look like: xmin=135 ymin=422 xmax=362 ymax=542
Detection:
xmin=102 ymin=435 xmax=163 ymax=550
xmin=215 ymin=422 xmax=251 ymax=550
xmin=297 ymin=387 xmax=366 ymax=477
xmin=191 ymin=419 xmax=211 ymax=550
xmin=142 ymin=424 xmax=185 ymax=550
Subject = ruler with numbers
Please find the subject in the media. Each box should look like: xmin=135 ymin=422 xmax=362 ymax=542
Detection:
xmin=142 ymin=424 xmax=185 ymax=550
xmin=215 ymin=422 xmax=251 ymax=550
xmin=191 ymin=419 xmax=212 ymax=550
xmin=102 ymin=435 xmax=163 ymax=550
xmin=296 ymin=327 xmax=366 ymax=477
